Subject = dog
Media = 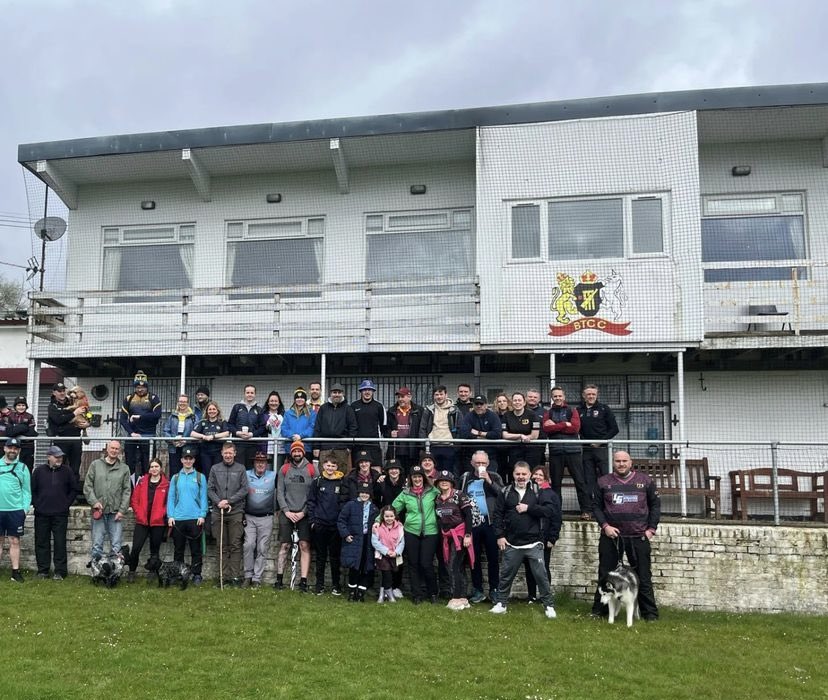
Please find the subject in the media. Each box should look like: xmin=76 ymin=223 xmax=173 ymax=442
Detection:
xmin=89 ymin=545 xmax=130 ymax=588
xmin=145 ymin=556 xmax=192 ymax=590
xmin=598 ymin=564 xmax=640 ymax=627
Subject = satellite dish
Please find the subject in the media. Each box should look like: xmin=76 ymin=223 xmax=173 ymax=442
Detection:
xmin=33 ymin=216 xmax=67 ymax=242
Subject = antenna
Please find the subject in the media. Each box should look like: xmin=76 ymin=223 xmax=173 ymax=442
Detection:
xmin=32 ymin=186 xmax=67 ymax=291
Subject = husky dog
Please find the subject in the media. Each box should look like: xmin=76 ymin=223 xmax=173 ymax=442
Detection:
xmin=89 ymin=546 xmax=130 ymax=588
xmin=598 ymin=564 xmax=640 ymax=627
xmin=145 ymin=556 xmax=192 ymax=590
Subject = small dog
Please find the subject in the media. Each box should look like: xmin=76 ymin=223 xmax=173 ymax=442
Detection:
xmin=89 ymin=545 xmax=130 ymax=588
xmin=598 ymin=564 xmax=640 ymax=627
xmin=145 ymin=556 xmax=192 ymax=590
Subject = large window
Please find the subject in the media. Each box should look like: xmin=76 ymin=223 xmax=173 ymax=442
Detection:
xmin=102 ymin=224 xmax=194 ymax=297
xmin=366 ymin=208 xmax=473 ymax=282
xmin=701 ymin=193 xmax=807 ymax=282
xmin=225 ymin=216 xmax=324 ymax=293
xmin=509 ymin=194 xmax=667 ymax=262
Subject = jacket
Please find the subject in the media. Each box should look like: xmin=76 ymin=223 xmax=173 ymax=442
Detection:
xmin=47 ymin=397 xmax=81 ymax=438
xmin=338 ymin=499 xmax=379 ymax=570
xmin=207 ymin=461 xmax=249 ymax=514
xmin=350 ymin=398 xmax=388 ymax=439
xmin=130 ymin=474 xmax=170 ymax=527
xmin=0 ymin=458 xmax=31 ymax=511
xmin=163 ymin=410 xmax=197 ymax=454
xmin=391 ymin=486 xmax=439 ymax=536
xmin=245 ymin=469 xmax=277 ymax=516
xmin=386 ymin=403 xmax=425 ymax=459
xmin=459 ymin=469 xmax=504 ymax=520
xmin=371 ymin=520 xmax=405 ymax=557
xmin=277 ymin=458 xmax=318 ymax=512
xmin=577 ymin=401 xmax=619 ymax=442
xmin=419 ymin=401 xmax=459 ymax=441
xmin=31 ymin=462 xmax=78 ymax=515
xmin=83 ymin=457 xmax=131 ymax=514
xmin=343 ymin=468 xmax=378 ymax=503
xmin=374 ymin=474 xmax=405 ymax=508
xmin=167 ymin=469 xmax=208 ymax=520
xmin=227 ymin=402 xmax=262 ymax=436
xmin=458 ymin=409 xmax=503 ymax=463
xmin=312 ymin=400 xmax=358 ymax=451
xmin=492 ymin=481 xmax=560 ymax=547
xmin=6 ymin=411 xmax=38 ymax=440
xmin=119 ymin=392 xmax=162 ymax=435
xmin=280 ymin=407 xmax=317 ymax=454
xmin=542 ymin=404 xmax=582 ymax=455
xmin=307 ymin=471 xmax=347 ymax=526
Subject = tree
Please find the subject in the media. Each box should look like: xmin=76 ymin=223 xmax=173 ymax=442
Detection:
xmin=0 ymin=274 xmax=24 ymax=312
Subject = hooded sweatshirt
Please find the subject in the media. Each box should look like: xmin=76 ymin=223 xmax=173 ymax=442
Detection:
xmin=277 ymin=457 xmax=318 ymax=513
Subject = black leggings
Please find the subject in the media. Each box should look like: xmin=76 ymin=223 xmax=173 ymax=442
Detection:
xmin=130 ymin=524 xmax=165 ymax=571
xmin=404 ymin=532 xmax=438 ymax=600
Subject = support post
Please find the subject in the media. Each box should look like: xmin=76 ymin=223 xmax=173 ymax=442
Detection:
xmin=320 ymin=353 xmax=327 ymax=398
xmin=677 ymin=350 xmax=687 ymax=517
xmin=27 ymin=359 xmax=41 ymax=423
xmin=179 ymin=355 xmax=187 ymax=396
xmin=770 ymin=441 xmax=780 ymax=526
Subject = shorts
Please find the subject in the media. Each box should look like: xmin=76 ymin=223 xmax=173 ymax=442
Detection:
xmin=277 ymin=511 xmax=312 ymax=543
xmin=0 ymin=509 xmax=25 ymax=537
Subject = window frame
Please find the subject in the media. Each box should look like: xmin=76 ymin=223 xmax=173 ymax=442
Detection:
xmin=506 ymin=192 xmax=670 ymax=263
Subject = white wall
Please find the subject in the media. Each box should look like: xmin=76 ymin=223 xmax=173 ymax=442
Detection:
xmin=0 ymin=325 xmax=29 ymax=367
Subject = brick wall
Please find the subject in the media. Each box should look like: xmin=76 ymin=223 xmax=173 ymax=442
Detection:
xmin=15 ymin=511 xmax=828 ymax=614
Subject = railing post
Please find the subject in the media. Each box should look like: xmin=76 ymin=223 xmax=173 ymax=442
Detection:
xmin=606 ymin=440 xmax=613 ymax=475
xmin=770 ymin=441 xmax=780 ymax=525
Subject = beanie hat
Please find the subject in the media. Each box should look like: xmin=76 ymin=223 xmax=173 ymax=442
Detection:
xmin=290 ymin=440 xmax=306 ymax=456
xmin=196 ymin=386 xmax=210 ymax=396
xmin=294 ymin=387 xmax=308 ymax=401
xmin=133 ymin=370 xmax=148 ymax=387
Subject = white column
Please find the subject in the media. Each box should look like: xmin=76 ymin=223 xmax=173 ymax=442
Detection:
xmin=677 ymin=350 xmax=687 ymax=517
xmin=180 ymin=355 xmax=186 ymax=396
xmin=27 ymin=359 xmax=41 ymax=422
xmin=320 ymin=353 xmax=327 ymax=397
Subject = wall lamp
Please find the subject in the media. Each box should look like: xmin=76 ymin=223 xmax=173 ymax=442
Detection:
xmin=266 ymin=193 xmax=283 ymax=203
xmin=140 ymin=200 xmax=156 ymax=210
xmin=410 ymin=184 xmax=427 ymax=195
xmin=731 ymin=166 xmax=751 ymax=177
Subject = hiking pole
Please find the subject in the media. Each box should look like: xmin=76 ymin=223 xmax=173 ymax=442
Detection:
xmin=219 ymin=506 xmax=226 ymax=591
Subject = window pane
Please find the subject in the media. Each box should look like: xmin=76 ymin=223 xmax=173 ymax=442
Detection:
xmin=549 ymin=199 xmax=623 ymax=259
xmin=388 ymin=213 xmax=448 ymax=229
xmin=705 ymin=197 xmax=777 ymax=216
xmin=122 ymin=227 xmax=176 ymax=242
xmin=248 ymin=221 xmax=303 ymax=238
xmin=631 ymin=198 xmax=663 ymax=254
xmin=367 ymin=230 xmax=473 ymax=282
xmin=702 ymin=215 xmax=806 ymax=282
xmin=511 ymin=205 xmax=540 ymax=259
xmin=227 ymin=239 xmax=321 ymax=287
xmin=116 ymin=245 xmax=191 ymax=289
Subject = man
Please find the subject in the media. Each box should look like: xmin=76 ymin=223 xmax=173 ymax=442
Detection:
xmin=460 ymin=450 xmax=504 ymax=603
xmin=312 ymin=383 xmax=357 ymax=473
xmin=455 ymin=383 xmax=474 ymax=469
xmin=525 ymin=389 xmax=548 ymax=470
xmin=7 ymin=396 xmax=37 ymax=471
xmin=490 ymin=460 xmax=560 ymax=619
xmin=243 ymin=452 xmax=277 ymax=588
xmin=419 ymin=385 xmax=460 ymax=476
xmin=167 ymin=444 xmax=208 ymax=585
xmin=193 ymin=386 xmax=211 ymax=423
xmin=308 ymin=381 xmax=323 ymax=412
xmin=207 ymin=442 xmax=248 ymax=586
xmin=228 ymin=384 xmax=262 ymax=468
xmin=525 ymin=390 xmax=547 ymax=419
xmin=459 ymin=395 xmax=502 ymax=471
xmin=543 ymin=386 xmax=590 ymax=519
xmin=0 ymin=438 xmax=32 ymax=582
xmin=275 ymin=440 xmax=318 ymax=592
xmin=578 ymin=385 xmax=619 ymax=499
xmin=455 ymin=383 xmax=473 ymax=416
xmin=119 ymin=371 xmax=162 ymax=477
xmin=83 ymin=439 xmax=131 ymax=562
xmin=387 ymin=387 xmax=424 ymax=474
xmin=306 ymin=454 xmax=347 ymax=595
xmin=350 ymin=379 xmax=387 ymax=468
xmin=31 ymin=446 xmax=77 ymax=580
xmin=47 ymin=382 xmax=85 ymax=485
xmin=592 ymin=450 xmax=660 ymax=622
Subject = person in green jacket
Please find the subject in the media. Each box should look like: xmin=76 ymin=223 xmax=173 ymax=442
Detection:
xmin=83 ymin=440 xmax=131 ymax=561
xmin=392 ymin=464 xmax=439 ymax=604
xmin=0 ymin=438 xmax=32 ymax=583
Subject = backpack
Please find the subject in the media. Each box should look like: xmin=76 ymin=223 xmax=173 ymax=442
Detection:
xmin=171 ymin=470 xmax=203 ymax=507
xmin=281 ymin=461 xmax=315 ymax=479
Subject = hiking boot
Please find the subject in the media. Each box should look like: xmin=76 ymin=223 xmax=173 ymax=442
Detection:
xmin=490 ymin=602 xmax=508 ymax=614
xmin=250 ymin=581 xmax=261 ymax=589
xmin=469 ymin=589 xmax=486 ymax=604
xmin=11 ymin=571 xmax=24 ymax=583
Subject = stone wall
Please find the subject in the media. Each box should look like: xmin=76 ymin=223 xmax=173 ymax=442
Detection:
xmin=15 ymin=511 xmax=828 ymax=614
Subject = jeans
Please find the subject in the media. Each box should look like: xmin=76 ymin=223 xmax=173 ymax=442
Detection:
xmin=243 ymin=514 xmax=274 ymax=583
xmin=91 ymin=513 xmax=123 ymax=559
xmin=496 ymin=543 xmax=553 ymax=607
xmin=34 ymin=513 xmax=69 ymax=576
xmin=471 ymin=519 xmax=500 ymax=593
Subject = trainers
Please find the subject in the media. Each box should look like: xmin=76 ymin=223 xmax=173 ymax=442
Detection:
xmin=250 ymin=581 xmax=261 ymax=589
xmin=298 ymin=580 xmax=309 ymax=594
xmin=469 ymin=589 xmax=486 ymax=604
xmin=274 ymin=580 xmax=285 ymax=590
xmin=392 ymin=588 xmax=403 ymax=599
xmin=544 ymin=605 xmax=557 ymax=619
xmin=315 ymin=587 xmax=325 ymax=596
xmin=490 ymin=602 xmax=507 ymax=614
xmin=446 ymin=599 xmax=462 ymax=610
xmin=331 ymin=587 xmax=342 ymax=596
xmin=52 ymin=574 xmax=65 ymax=581
xmin=36 ymin=572 xmax=49 ymax=580
xmin=11 ymin=571 xmax=24 ymax=583
xmin=526 ymin=596 xmax=537 ymax=605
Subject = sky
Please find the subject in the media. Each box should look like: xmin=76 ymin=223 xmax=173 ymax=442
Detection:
xmin=1 ymin=0 xmax=826 ymax=292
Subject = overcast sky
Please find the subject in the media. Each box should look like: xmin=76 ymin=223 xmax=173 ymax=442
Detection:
xmin=1 ymin=0 xmax=826 ymax=290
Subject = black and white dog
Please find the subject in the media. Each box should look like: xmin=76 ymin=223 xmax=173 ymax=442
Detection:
xmin=598 ymin=564 xmax=640 ymax=627
xmin=89 ymin=545 xmax=130 ymax=588
xmin=145 ymin=556 xmax=192 ymax=590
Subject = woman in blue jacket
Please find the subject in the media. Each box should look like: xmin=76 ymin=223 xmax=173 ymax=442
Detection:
xmin=337 ymin=482 xmax=379 ymax=602
xmin=280 ymin=389 xmax=316 ymax=468
xmin=163 ymin=394 xmax=197 ymax=476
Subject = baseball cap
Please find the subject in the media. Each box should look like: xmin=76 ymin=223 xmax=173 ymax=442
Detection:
xmin=52 ymin=382 xmax=67 ymax=392
xmin=5 ymin=438 xmax=21 ymax=448
xmin=395 ymin=387 xmax=411 ymax=397
xmin=46 ymin=445 xmax=65 ymax=457
xmin=181 ymin=445 xmax=197 ymax=458
xmin=473 ymin=395 xmax=487 ymax=404
xmin=358 ymin=379 xmax=376 ymax=391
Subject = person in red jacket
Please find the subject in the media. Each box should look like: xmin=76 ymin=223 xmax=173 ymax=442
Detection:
xmin=127 ymin=457 xmax=170 ymax=582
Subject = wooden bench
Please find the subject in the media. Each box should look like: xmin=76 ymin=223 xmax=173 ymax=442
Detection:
xmin=631 ymin=458 xmax=721 ymax=519
xmin=729 ymin=468 xmax=827 ymax=522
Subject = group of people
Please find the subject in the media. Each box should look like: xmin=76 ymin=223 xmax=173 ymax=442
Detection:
xmin=0 ymin=382 xmax=659 ymax=621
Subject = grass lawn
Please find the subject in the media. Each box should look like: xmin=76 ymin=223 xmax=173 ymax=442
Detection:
xmin=0 ymin=574 xmax=825 ymax=700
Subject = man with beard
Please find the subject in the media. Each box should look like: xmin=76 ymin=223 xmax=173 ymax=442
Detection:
xmin=207 ymin=442 xmax=248 ymax=586
xmin=308 ymin=382 xmax=323 ymax=413
xmin=119 ymin=371 xmax=162 ymax=477
xmin=350 ymin=379 xmax=387 ymax=468
xmin=459 ymin=395 xmax=502 ymax=472
xmin=193 ymin=386 xmax=211 ymax=422
xmin=312 ymin=384 xmax=357 ymax=473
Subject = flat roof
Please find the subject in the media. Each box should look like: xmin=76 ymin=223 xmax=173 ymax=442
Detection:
xmin=18 ymin=82 xmax=828 ymax=163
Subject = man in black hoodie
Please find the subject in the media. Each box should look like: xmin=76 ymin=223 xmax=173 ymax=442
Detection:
xmin=313 ymin=383 xmax=357 ymax=473
xmin=31 ymin=446 xmax=78 ymax=580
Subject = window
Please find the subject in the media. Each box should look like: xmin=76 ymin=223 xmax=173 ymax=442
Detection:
xmin=509 ymin=194 xmax=667 ymax=261
xmin=102 ymin=224 xmax=194 ymax=298
xmin=365 ymin=208 xmax=473 ymax=282
xmin=701 ymin=193 xmax=807 ymax=282
xmin=225 ymin=216 xmax=324 ymax=294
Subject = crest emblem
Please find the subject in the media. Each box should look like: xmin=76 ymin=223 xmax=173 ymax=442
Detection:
xmin=548 ymin=269 xmax=631 ymax=336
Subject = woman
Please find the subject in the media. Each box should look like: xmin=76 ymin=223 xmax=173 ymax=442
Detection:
xmin=280 ymin=388 xmax=316 ymax=468
xmin=6 ymin=396 xmax=38 ymax=472
xmin=163 ymin=394 xmax=197 ymax=476
xmin=190 ymin=401 xmax=230 ymax=478
xmin=501 ymin=392 xmax=541 ymax=479
xmin=493 ymin=393 xmax=512 ymax=480
xmin=257 ymin=391 xmax=284 ymax=467
xmin=523 ymin=466 xmax=560 ymax=603
xmin=433 ymin=470 xmax=474 ymax=611
xmin=127 ymin=457 xmax=169 ymax=582
xmin=391 ymin=464 xmax=439 ymax=605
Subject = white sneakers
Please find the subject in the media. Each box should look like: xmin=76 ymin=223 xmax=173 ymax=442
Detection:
xmin=489 ymin=601 xmax=557 ymax=618
xmin=489 ymin=602 xmax=508 ymax=614
xmin=544 ymin=605 xmax=557 ymax=619
xmin=392 ymin=588 xmax=404 ymax=599
xmin=447 ymin=598 xmax=471 ymax=611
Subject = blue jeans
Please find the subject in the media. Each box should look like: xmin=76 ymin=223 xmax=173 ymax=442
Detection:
xmin=91 ymin=513 xmax=123 ymax=559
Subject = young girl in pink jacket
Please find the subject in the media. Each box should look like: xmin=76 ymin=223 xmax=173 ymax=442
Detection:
xmin=371 ymin=505 xmax=405 ymax=603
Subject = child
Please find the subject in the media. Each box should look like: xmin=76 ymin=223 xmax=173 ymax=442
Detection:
xmin=306 ymin=455 xmax=348 ymax=595
xmin=337 ymin=482 xmax=379 ymax=602
xmin=371 ymin=505 xmax=405 ymax=603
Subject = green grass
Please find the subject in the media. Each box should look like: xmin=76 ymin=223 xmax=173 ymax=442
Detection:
xmin=0 ymin=574 xmax=825 ymax=700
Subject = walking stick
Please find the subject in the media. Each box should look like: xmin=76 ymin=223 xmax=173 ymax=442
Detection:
xmin=219 ymin=506 xmax=225 ymax=591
